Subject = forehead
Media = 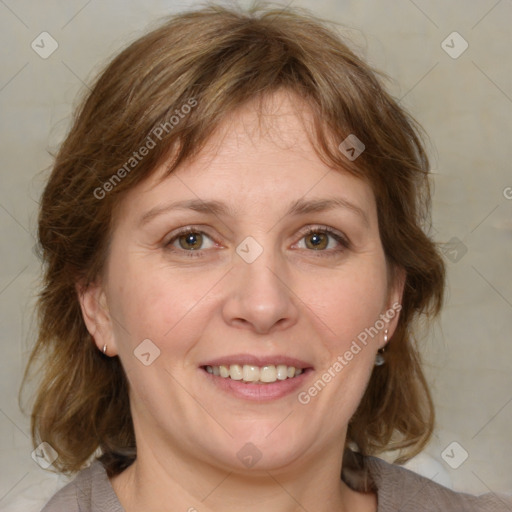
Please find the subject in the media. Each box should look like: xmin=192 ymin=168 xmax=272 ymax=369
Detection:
xmin=168 ymin=90 xmax=323 ymax=178
xmin=115 ymin=90 xmax=376 ymax=223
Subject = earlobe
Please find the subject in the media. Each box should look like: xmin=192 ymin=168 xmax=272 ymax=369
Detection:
xmin=76 ymin=280 xmax=117 ymax=355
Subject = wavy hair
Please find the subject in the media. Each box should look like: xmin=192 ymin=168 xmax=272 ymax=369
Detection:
xmin=20 ymin=2 xmax=445 ymax=483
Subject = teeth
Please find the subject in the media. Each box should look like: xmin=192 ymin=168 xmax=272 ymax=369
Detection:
xmin=204 ymin=364 xmax=304 ymax=384
xmin=230 ymin=364 xmax=243 ymax=381
xmin=276 ymin=364 xmax=288 ymax=380
xmin=260 ymin=365 xmax=276 ymax=383
xmin=242 ymin=365 xmax=260 ymax=382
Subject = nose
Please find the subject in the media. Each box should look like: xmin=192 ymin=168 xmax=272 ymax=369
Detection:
xmin=221 ymin=245 xmax=299 ymax=335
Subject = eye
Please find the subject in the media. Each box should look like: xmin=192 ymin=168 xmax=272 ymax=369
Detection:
xmin=164 ymin=225 xmax=349 ymax=259
xmin=295 ymin=226 xmax=349 ymax=255
xmin=165 ymin=227 xmax=216 ymax=256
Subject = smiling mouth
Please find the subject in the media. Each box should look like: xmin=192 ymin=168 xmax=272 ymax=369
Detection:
xmin=201 ymin=364 xmax=306 ymax=384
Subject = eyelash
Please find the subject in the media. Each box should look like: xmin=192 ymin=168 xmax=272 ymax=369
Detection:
xmin=164 ymin=225 xmax=350 ymax=259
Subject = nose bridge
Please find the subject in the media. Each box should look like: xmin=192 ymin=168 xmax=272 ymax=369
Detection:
xmin=222 ymin=235 xmax=298 ymax=333
xmin=238 ymin=244 xmax=283 ymax=297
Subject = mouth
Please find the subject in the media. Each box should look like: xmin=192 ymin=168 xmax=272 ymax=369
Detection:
xmin=199 ymin=355 xmax=314 ymax=401
xmin=201 ymin=363 xmax=306 ymax=384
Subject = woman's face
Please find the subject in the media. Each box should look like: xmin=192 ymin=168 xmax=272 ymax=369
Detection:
xmin=81 ymin=91 xmax=403 ymax=474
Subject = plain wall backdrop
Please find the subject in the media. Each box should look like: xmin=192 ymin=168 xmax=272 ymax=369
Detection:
xmin=1 ymin=0 xmax=511 ymax=508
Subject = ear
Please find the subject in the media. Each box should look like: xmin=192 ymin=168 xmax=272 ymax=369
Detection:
xmin=380 ymin=265 xmax=406 ymax=348
xmin=76 ymin=279 xmax=118 ymax=356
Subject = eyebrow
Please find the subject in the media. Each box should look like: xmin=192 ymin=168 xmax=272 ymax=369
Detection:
xmin=138 ymin=196 xmax=369 ymax=227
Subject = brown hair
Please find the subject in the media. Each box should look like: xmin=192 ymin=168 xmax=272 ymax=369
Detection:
xmin=20 ymin=2 xmax=445 ymax=482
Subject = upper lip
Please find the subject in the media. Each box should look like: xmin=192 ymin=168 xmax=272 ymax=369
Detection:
xmin=200 ymin=354 xmax=314 ymax=370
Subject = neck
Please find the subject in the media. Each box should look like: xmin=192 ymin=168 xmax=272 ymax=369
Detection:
xmin=109 ymin=440 xmax=373 ymax=512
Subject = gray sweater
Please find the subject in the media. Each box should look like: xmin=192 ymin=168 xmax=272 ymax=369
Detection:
xmin=40 ymin=456 xmax=511 ymax=511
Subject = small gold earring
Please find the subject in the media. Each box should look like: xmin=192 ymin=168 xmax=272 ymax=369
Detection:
xmin=102 ymin=344 xmax=107 ymax=355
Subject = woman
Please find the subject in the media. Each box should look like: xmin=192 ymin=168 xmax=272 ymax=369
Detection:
xmin=20 ymin=3 xmax=510 ymax=511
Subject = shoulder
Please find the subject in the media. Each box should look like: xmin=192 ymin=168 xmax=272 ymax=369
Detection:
xmin=364 ymin=455 xmax=512 ymax=512
xmin=39 ymin=463 xmax=93 ymax=512
xmin=40 ymin=460 xmax=124 ymax=512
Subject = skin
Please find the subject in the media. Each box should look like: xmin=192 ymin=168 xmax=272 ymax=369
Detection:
xmin=79 ymin=90 xmax=404 ymax=512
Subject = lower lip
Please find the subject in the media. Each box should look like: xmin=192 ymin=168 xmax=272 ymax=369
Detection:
xmin=200 ymin=367 xmax=313 ymax=401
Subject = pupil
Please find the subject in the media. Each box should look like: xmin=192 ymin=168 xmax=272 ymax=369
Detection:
xmin=308 ymin=232 xmax=326 ymax=250
xmin=182 ymin=233 xmax=201 ymax=250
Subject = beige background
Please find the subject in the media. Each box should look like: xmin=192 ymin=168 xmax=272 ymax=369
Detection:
xmin=1 ymin=0 xmax=511 ymax=508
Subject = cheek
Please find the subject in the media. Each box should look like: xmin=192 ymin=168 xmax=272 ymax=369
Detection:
xmin=107 ymin=255 xmax=217 ymax=352
xmin=305 ymin=263 xmax=388 ymax=352
xmin=302 ymin=270 xmax=387 ymax=426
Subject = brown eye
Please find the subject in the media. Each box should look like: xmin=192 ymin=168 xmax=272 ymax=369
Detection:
xmin=178 ymin=232 xmax=203 ymax=250
xmin=165 ymin=228 xmax=216 ymax=256
xmin=296 ymin=226 xmax=350 ymax=257
xmin=305 ymin=232 xmax=329 ymax=250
